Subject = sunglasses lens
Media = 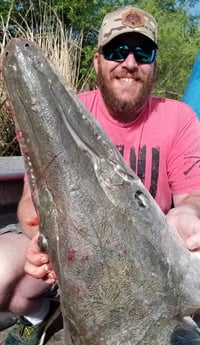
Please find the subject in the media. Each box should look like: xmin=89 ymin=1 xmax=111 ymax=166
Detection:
xmin=102 ymin=45 xmax=128 ymax=61
xmin=102 ymin=45 xmax=157 ymax=64
xmin=134 ymin=46 xmax=156 ymax=63
xmin=103 ymin=46 xmax=129 ymax=61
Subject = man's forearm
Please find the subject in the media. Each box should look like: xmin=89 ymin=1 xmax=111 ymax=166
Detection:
xmin=172 ymin=191 xmax=200 ymax=217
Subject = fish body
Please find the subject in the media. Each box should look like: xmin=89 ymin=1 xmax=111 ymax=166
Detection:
xmin=2 ymin=38 xmax=200 ymax=345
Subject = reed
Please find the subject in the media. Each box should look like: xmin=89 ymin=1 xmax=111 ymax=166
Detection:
xmin=0 ymin=0 xmax=91 ymax=155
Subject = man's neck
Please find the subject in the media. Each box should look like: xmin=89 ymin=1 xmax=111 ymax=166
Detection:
xmin=105 ymin=101 xmax=147 ymax=124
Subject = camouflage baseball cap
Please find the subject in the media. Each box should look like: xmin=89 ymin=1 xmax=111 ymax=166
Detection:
xmin=98 ymin=6 xmax=158 ymax=48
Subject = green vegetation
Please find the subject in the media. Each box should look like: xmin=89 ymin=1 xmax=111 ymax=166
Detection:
xmin=0 ymin=0 xmax=200 ymax=155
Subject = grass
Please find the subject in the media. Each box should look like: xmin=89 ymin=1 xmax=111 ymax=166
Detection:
xmin=0 ymin=0 xmax=93 ymax=155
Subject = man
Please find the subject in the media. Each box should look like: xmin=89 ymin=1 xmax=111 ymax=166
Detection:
xmin=3 ymin=5 xmax=200 ymax=345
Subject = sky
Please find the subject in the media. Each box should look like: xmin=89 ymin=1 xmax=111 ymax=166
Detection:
xmin=190 ymin=2 xmax=200 ymax=15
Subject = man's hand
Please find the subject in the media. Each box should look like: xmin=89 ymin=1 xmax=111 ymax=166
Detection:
xmin=24 ymin=231 xmax=57 ymax=284
xmin=26 ymin=215 xmax=39 ymax=227
xmin=166 ymin=205 xmax=200 ymax=252
xmin=17 ymin=181 xmax=40 ymax=238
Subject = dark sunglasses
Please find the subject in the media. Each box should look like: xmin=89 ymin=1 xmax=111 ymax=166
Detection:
xmin=100 ymin=44 xmax=157 ymax=64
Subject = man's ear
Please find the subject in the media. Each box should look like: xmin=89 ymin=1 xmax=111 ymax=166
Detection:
xmin=93 ymin=52 xmax=99 ymax=74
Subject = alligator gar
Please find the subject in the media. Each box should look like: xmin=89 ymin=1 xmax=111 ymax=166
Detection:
xmin=2 ymin=38 xmax=200 ymax=345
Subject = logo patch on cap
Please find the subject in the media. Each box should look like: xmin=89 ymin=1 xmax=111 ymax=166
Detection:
xmin=122 ymin=9 xmax=144 ymax=28
xmin=98 ymin=6 xmax=158 ymax=48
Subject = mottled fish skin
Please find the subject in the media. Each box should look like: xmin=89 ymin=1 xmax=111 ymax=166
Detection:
xmin=2 ymin=38 xmax=200 ymax=345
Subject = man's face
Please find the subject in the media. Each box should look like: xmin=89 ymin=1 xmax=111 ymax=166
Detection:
xmin=94 ymin=33 xmax=156 ymax=122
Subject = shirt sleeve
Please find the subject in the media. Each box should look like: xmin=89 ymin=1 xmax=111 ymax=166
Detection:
xmin=167 ymin=103 xmax=200 ymax=194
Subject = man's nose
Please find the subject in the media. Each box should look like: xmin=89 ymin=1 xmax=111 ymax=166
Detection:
xmin=121 ymin=53 xmax=138 ymax=69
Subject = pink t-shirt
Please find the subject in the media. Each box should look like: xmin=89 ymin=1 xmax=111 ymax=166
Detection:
xmin=78 ymin=90 xmax=200 ymax=214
